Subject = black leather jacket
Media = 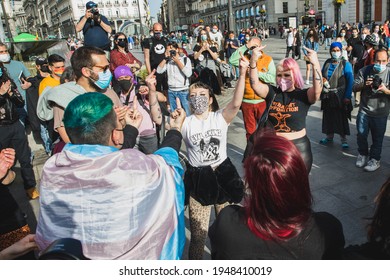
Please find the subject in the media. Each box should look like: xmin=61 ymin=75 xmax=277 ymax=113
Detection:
xmin=0 ymin=89 xmax=25 ymax=126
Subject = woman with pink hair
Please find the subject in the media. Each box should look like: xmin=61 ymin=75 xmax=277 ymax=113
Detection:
xmin=247 ymin=46 xmax=323 ymax=172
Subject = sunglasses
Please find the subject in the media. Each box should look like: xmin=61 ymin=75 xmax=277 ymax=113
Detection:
xmin=117 ymin=38 xmax=126 ymax=42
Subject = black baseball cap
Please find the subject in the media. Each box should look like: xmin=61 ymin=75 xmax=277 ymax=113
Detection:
xmin=35 ymin=57 xmax=48 ymax=66
xmin=86 ymin=1 xmax=97 ymax=9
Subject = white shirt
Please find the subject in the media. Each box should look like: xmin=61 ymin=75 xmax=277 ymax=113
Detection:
xmin=157 ymin=55 xmax=192 ymax=91
xmin=209 ymin=31 xmax=224 ymax=51
xmin=181 ymin=110 xmax=229 ymax=168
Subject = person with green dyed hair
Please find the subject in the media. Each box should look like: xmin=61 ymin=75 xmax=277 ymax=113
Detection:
xmin=35 ymin=92 xmax=188 ymax=260
xmin=64 ymin=92 xmax=118 ymax=146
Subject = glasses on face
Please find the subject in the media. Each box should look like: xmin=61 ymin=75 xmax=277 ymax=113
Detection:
xmin=0 ymin=50 xmax=8 ymax=54
xmin=117 ymin=38 xmax=126 ymax=42
xmin=92 ymin=65 xmax=110 ymax=72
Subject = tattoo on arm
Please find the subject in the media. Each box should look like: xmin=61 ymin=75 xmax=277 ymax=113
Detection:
xmin=249 ymin=77 xmax=256 ymax=86
xmin=315 ymin=69 xmax=323 ymax=88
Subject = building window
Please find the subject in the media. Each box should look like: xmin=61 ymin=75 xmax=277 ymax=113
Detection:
xmin=363 ymin=0 xmax=371 ymax=24
xmin=108 ymin=9 xmax=112 ymax=17
xmin=282 ymin=2 xmax=288 ymax=14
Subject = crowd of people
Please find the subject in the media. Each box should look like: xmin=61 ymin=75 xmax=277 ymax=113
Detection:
xmin=0 ymin=1 xmax=389 ymax=260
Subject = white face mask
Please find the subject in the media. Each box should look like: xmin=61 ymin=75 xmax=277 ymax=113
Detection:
xmin=0 ymin=53 xmax=10 ymax=63
xmin=331 ymin=51 xmax=342 ymax=60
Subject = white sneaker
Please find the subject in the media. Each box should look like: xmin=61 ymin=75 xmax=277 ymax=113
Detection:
xmin=356 ymin=154 xmax=368 ymax=168
xmin=305 ymin=80 xmax=310 ymax=85
xmin=364 ymin=159 xmax=380 ymax=172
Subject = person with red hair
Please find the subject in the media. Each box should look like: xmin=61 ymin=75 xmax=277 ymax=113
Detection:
xmin=209 ymin=130 xmax=345 ymax=259
xmin=247 ymin=46 xmax=323 ymax=172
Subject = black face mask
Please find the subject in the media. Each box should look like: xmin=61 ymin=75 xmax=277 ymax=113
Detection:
xmin=117 ymin=41 xmax=127 ymax=48
xmin=118 ymin=80 xmax=133 ymax=93
xmin=40 ymin=65 xmax=50 ymax=73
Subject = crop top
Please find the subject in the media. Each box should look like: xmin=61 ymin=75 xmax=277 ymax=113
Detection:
xmin=265 ymin=85 xmax=312 ymax=132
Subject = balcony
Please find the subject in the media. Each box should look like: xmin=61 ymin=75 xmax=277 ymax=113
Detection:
xmin=106 ymin=1 xmax=112 ymax=7
xmin=122 ymin=0 xmax=128 ymax=6
xmin=58 ymin=6 xmax=70 ymax=15
xmin=114 ymin=1 xmax=120 ymax=7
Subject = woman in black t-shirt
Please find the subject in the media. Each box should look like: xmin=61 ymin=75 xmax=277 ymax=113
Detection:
xmin=248 ymin=46 xmax=323 ymax=172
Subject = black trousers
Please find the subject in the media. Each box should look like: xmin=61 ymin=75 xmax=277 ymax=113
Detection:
xmin=0 ymin=121 xmax=36 ymax=190
xmin=291 ymin=135 xmax=313 ymax=173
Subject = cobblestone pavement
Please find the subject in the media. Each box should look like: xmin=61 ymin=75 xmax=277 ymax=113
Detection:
xmin=10 ymin=37 xmax=390 ymax=259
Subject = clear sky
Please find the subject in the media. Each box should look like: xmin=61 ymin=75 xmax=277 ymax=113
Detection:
xmin=149 ymin=0 xmax=163 ymax=20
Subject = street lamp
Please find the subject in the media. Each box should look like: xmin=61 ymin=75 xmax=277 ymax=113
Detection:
xmin=137 ymin=0 xmax=144 ymax=35
xmin=333 ymin=0 xmax=345 ymax=35
xmin=260 ymin=5 xmax=266 ymax=29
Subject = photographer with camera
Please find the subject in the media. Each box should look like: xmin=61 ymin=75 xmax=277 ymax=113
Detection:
xmin=353 ymin=48 xmax=390 ymax=172
xmin=75 ymin=1 xmax=112 ymax=52
xmin=157 ymin=42 xmax=192 ymax=115
xmin=0 ymin=63 xmax=37 ymax=199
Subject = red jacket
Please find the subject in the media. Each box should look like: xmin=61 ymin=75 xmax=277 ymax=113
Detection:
xmin=109 ymin=49 xmax=142 ymax=73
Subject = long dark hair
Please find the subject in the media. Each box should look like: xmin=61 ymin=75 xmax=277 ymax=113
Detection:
xmin=305 ymin=28 xmax=319 ymax=42
xmin=0 ymin=62 xmax=17 ymax=93
xmin=243 ymin=129 xmax=312 ymax=240
xmin=113 ymin=32 xmax=129 ymax=52
xmin=196 ymin=29 xmax=214 ymax=46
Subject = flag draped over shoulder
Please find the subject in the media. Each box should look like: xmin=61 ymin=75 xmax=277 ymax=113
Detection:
xmin=36 ymin=144 xmax=185 ymax=260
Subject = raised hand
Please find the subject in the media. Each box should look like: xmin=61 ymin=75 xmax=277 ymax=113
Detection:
xmin=0 ymin=81 xmax=11 ymax=95
xmin=145 ymin=69 xmax=157 ymax=92
xmin=176 ymin=97 xmax=182 ymax=109
xmin=126 ymin=100 xmax=143 ymax=129
xmin=250 ymin=45 xmax=266 ymax=62
xmin=239 ymin=51 xmax=250 ymax=74
xmin=302 ymin=46 xmax=319 ymax=65
xmin=170 ymin=98 xmax=186 ymax=131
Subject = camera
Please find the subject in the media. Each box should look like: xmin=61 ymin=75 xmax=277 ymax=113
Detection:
xmin=169 ymin=50 xmax=176 ymax=57
xmin=90 ymin=7 xmax=99 ymax=15
xmin=371 ymin=75 xmax=382 ymax=91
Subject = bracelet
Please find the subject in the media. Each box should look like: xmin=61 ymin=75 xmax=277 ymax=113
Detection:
xmin=250 ymin=64 xmax=257 ymax=69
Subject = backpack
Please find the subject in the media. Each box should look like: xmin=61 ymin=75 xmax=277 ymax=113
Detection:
xmin=183 ymin=56 xmax=200 ymax=84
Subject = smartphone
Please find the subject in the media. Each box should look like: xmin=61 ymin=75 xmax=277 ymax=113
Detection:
xmin=18 ymin=71 xmax=24 ymax=83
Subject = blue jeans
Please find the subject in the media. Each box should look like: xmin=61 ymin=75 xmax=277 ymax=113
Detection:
xmin=356 ymin=112 xmax=388 ymax=160
xmin=168 ymin=89 xmax=191 ymax=116
xmin=325 ymin=38 xmax=332 ymax=49
xmin=386 ymin=37 xmax=390 ymax=48
xmin=40 ymin=123 xmax=52 ymax=154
